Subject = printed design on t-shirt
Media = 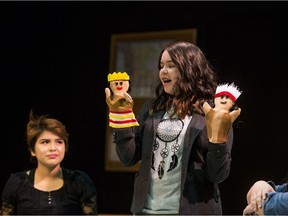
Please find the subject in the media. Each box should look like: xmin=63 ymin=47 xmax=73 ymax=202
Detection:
xmin=152 ymin=118 xmax=184 ymax=179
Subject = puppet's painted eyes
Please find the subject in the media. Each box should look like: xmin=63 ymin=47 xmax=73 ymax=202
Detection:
xmin=115 ymin=81 xmax=123 ymax=86
xmin=221 ymin=95 xmax=229 ymax=99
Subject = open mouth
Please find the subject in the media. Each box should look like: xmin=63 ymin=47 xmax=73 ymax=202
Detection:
xmin=162 ymin=78 xmax=171 ymax=83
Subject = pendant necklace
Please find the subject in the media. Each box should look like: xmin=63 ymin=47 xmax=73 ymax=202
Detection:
xmin=152 ymin=118 xmax=184 ymax=179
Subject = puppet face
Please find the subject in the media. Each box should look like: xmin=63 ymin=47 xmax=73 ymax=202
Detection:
xmin=109 ymin=80 xmax=129 ymax=96
xmin=214 ymin=95 xmax=234 ymax=111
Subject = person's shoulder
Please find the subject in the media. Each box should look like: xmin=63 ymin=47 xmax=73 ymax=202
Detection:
xmin=190 ymin=112 xmax=206 ymax=130
xmin=138 ymin=98 xmax=154 ymax=118
xmin=62 ymin=168 xmax=96 ymax=190
xmin=143 ymin=98 xmax=154 ymax=106
xmin=8 ymin=169 xmax=30 ymax=179
xmin=62 ymin=168 xmax=91 ymax=180
xmin=4 ymin=169 xmax=31 ymax=187
xmin=192 ymin=111 xmax=205 ymax=119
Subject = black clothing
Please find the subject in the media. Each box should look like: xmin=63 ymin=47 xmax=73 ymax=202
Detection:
xmin=1 ymin=168 xmax=97 ymax=215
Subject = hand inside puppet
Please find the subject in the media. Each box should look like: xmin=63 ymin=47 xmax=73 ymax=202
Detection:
xmin=203 ymin=83 xmax=242 ymax=143
xmin=105 ymin=72 xmax=139 ymax=128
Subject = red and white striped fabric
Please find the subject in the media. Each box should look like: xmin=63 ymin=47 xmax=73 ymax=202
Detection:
xmin=109 ymin=110 xmax=139 ymax=128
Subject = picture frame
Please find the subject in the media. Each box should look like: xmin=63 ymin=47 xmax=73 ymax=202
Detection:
xmin=105 ymin=28 xmax=197 ymax=172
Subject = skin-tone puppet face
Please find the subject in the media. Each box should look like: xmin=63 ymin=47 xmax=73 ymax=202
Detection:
xmin=159 ymin=50 xmax=180 ymax=95
xmin=214 ymin=95 xmax=234 ymax=111
xmin=31 ymin=130 xmax=65 ymax=170
xmin=109 ymin=80 xmax=130 ymax=97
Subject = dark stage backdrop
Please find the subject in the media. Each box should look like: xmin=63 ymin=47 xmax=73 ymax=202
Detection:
xmin=1 ymin=1 xmax=288 ymax=214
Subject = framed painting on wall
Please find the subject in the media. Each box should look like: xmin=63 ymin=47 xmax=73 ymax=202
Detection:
xmin=105 ymin=28 xmax=197 ymax=172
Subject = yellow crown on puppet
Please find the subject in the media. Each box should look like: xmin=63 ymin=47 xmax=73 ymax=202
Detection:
xmin=108 ymin=72 xmax=130 ymax=82
xmin=214 ymin=82 xmax=242 ymax=102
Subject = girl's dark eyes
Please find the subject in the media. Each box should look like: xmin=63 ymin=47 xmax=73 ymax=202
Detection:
xmin=160 ymin=64 xmax=176 ymax=69
xmin=40 ymin=140 xmax=64 ymax=144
